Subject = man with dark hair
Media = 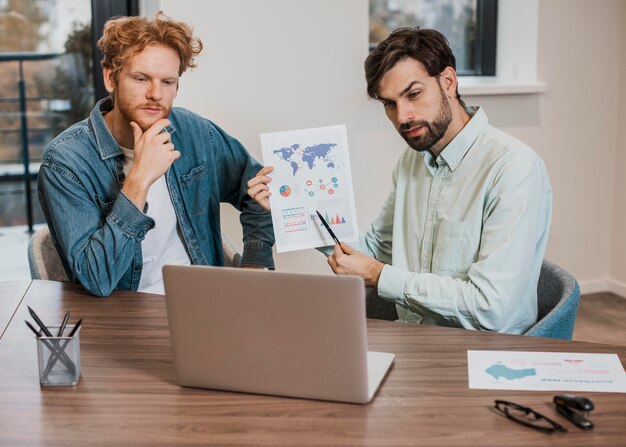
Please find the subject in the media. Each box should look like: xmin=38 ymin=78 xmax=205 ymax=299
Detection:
xmin=248 ymin=28 xmax=551 ymax=334
xmin=39 ymin=13 xmax=274 ymax=297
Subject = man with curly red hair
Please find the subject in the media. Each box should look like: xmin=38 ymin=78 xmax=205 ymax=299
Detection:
xmin=38 ymin=13 xmax=274 ymax=297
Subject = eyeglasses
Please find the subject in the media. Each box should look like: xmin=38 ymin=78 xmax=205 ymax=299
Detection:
xmin=494 ymin=400 xmax=568 ymax=434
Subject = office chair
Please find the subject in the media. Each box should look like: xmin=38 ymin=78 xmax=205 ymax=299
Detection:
xmin=28 ymin=227 xmax=243 ymax=280
xmin=525 ymin=259 xmax=581 ymax=340
xmin=27 ymin=227 xmax=69 ymax=282
xmin=364 ymin=286 xmax=398 ymax=321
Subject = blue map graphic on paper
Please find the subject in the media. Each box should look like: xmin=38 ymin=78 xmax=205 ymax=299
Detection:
xmin=273 ymin=143 xmax=337 ymax=175
xmin=485 ymin=363 xmax=537 ymax=380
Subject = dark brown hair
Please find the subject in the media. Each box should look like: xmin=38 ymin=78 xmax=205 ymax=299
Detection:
xmin=97 ymin=11 xmax=203 ymax=85
xmin=365 ymin=27 xmax=462 ymax=103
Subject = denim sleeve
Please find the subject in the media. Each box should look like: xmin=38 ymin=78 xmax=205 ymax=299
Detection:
xmin=208 ymin=122 xmax=275 ymax=269
xmin=38 ymin=162 xmax=154 ymax=296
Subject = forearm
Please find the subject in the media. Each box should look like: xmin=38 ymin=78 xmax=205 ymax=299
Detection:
xmin=42 ymin=180 xmax=154 ymax=296
xmin=120 ymin=172 xmax=150 ymax=210
xmin=239 ymin=200 xmax=275 ymax=268
xmin=70 ymin=192 xmax=153 ymax=296
xmin=377 ymin=265 xmax=511 ymax=331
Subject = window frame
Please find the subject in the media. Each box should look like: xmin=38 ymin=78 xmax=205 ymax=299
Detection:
xmin=91 ymin=0 xmax=140 ymax=101
xmin=470 ymin=0 xmax=497 ymax=76
xmin=459 ymin=0 xmax=546 ymax=95
xmin=369 ymin=0 xmax=498 ymax=77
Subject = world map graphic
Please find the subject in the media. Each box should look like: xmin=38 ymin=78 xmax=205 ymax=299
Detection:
xmin=485 ymin=363 xmax=537 ymax=380
xmin=272 ymin=143 xmax=337 ymax=176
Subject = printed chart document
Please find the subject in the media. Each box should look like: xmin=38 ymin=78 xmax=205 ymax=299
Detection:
xmin=467 ymin=350 xmax=626 ymax=393
xmin=260 ymin=125 xmax=359 ymax=253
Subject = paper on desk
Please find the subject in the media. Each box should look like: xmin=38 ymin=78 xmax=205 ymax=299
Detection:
xmin=260 ymin=125 xmax=359 ymax=252
xmin=467 ymin=350 xmax=626 ymax=393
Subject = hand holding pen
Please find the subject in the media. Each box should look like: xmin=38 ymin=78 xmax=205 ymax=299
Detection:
xmin=317 ymin=214 xmax=386 ymax=288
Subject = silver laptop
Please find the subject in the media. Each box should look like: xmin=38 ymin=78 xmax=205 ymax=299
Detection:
xmin=162 ymin=265 xmax=394 ymax=404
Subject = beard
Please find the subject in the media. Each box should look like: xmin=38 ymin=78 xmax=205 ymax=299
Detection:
xmin=398 ymin=84 xmax=452 ymax=153
xmin=115 ymin=95 xmax=172 ymax=132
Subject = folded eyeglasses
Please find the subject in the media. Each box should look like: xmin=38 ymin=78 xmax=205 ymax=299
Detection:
xmin=494 ymin=400 xmax=567 ymax=434
xmin=494 ymin=395 xmax=594 ymax=434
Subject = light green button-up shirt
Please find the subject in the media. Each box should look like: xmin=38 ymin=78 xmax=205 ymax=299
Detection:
xmin=364 ymin=107 xmax=552 ymax=334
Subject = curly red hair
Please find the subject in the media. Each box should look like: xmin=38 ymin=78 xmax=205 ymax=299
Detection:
xmin=97 ymin=11 xmax=203 ymax=85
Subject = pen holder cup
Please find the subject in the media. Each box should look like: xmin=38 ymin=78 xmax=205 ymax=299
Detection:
xmin=36 ymin=325 xmax=81 ymax=386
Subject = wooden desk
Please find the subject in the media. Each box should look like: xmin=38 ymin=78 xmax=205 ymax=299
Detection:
xmin=0 ymin=280 xmax=30 ymax=339
xmin=0 ymin=280 xmax=625 ymax=446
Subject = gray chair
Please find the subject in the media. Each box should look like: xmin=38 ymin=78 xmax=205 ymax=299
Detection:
xmin=524 ymin=259 xmax=580 ymax=340
xmin=364 ymin=259 xmax=581 ymax=340
xmin=27 ymin=227 xmax=69 ymax=281
xmin=364 ymin=286 xmax=398 ymax=321
xmin=28 ymin=227 xmax=242 ymax=281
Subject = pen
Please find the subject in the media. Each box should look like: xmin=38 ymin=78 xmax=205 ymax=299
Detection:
xmin=316 ymin=210 xmax=341 ymax=245
xmin=67 ymin=318 xmax=83 ymax=337
xmin=27 ymin=306 xmax=53 ymax=337
xmin=25 ymin=320 xmax=42 ymax=337
xmin=58 ymin=311 xmax=70 ymax=336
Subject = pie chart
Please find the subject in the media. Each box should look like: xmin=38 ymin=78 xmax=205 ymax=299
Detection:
xmin=279 ymin=185 xmax=292 ymax=197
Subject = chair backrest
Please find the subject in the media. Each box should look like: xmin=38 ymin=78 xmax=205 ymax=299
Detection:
xmin=364 ymin=286 xmax=398 ymax=321
xmin=27 ymin=227 xmax=243 ymax=281
xmin=27 ymin=227 xmax=69 ymax=282
xmin=525 ymin=259 xmax=581 ymax=340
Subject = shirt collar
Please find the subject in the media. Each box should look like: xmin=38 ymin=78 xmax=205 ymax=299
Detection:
xmin=436 ymin=106 xmax=487 ymax=171
xmin=90 ymin=97 xmax=121 ymax=160
xmin=90 ymin=97 xmax=177 ymax=160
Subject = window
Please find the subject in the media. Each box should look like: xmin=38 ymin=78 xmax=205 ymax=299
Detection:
xmin=369 ymin=0 xmax=544 ymax=95
xmin=369 ymin=0 xmax=497 ymax=76
xmin=0 ymin=0 xmax=138 ymax=231
xmin=0 ymin=0 xmax=94 ymax=229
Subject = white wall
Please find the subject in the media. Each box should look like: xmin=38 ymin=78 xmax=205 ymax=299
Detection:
xmin=610 ymin=2 xmax=626 ymax=296
xmin=524 ymin=0 xmax=623 ymax=294
xmin=159 ymin=0 xmax=626 ymax=293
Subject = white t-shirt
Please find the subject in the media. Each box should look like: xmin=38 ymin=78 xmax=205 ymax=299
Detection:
xmin=121 ymin=147 xmax=191 ymax=294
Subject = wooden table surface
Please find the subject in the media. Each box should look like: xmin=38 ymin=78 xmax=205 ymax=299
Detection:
xmin=0 ymin=280 xmax=30 ymax=339
xmin=0 ymin=280 xmax=625 ymax=446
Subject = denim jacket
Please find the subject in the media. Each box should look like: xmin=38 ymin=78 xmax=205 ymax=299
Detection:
xmin=38 ymin=97 xmax=274 ymax=297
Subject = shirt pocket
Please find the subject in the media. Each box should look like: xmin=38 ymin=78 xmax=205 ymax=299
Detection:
xmin=433 ymin=219 xmax=479 ymax=273
xmin=95 ymin=194 xmax=115 ymax=218
xmin=180 ymin=162 xmax=209 ymax=216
